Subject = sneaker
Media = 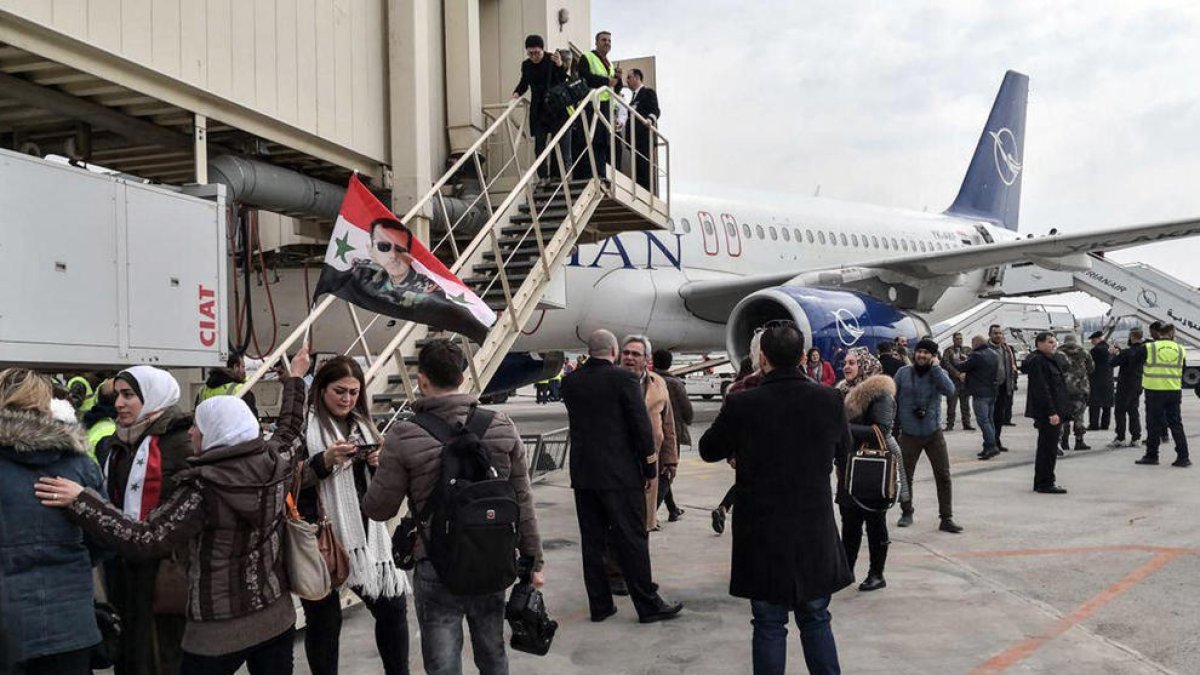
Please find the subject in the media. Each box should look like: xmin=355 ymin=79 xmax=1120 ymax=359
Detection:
xmin=939 ymin=518 xmax=964 ymax=534
xmin=1107 ymin=438 xmax=1125 ymax=448
xmin=998 ymin=445 xmax=1009 ymax=452
xmin=1057 ymin=448 xmax=1065 ymax=457
xmin=897 ymin=512 xmax=913 ymax=528
xmin=1172 ymin=458 xmax=1192 ymax=468
xmin=1128 ymin=439 xmax=1141 ymax=448
xmin=711 ymin=508 xmax=726 ymax=535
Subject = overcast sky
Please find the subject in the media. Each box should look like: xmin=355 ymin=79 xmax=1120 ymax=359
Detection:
xmin=591 ymin=1 xmax=1200 ymax=318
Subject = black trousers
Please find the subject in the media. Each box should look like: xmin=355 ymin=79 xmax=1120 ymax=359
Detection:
xmin=1115 ymin=391 xmax=1142 ymax=441
xmin=1034 ymin=420 xmax=1061 ymax=489
xmin=633 ymin=125 xmax=653 ymax=191
xmin=300 ymin=587 xmax=410 ymax=675
xmin=180 ymin=627 xmax=294 ymax=675
xmin=1088 ymin=405 xmax=1112 ymax=429
xmin=656 ymin=475 xmax=680 ymax=516
xmin=839 ymin=504 xmax=888 ymax=575
xmin=533 ymin=126 xmax=573 ymax=180
xmin=18 ymin=646 xmax=94 ymax=675
xmin=586 ymin=101 xmax=612 ymax=178
xmin=995 ymin=385 xmax=1014 ymax=426
xmin=1144 ymin=390 xmax=1190 ymax=460
xmin=574 ymin=488 xmax=658 ymax=618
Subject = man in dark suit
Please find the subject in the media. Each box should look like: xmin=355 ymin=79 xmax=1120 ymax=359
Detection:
xmin=559 ymin=329 xmax=683 ymax=624
xmin=988 ymin=324 xmax=1019 ymax=451
xmin=699 ymin=322 xmax=853 ymax=675
xmin=624 ymin=68 xmax=660 ymax=191
xmin=1021 ymin=331 xmax=1071 ymax=494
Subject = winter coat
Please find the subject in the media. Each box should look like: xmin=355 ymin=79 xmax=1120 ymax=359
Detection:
xmin=988 ymin=342 xmax=1019 ymax=392
xmin=698 ymin=368 xmax=854 ymax=606
xmin=805 ymin=360 xmax=836 ymax=386
xmin=1089 ymin=342 xmax=1115 ymax=407
xmin=1056 ymin=343 xmax=1094 ymax=402
xmin=0 ymin=410 xmax=105 ymax=664
xmin=1022 ymin=352 xmax=1071 ymax=423
xmin=362 ymin=393 xmax=543 ymax=571
xmin=956 ymin=347 xmax=1000 ymax=399
xmin=660 ymin=373 xmax=694 ymax=447
xmin=893 ymin=365 xmax=957 ymax=437
xmin=836 ymin=375 xmax=911 ymax=505
xmin=642 ymin=371 xmax=678 ymax=530
xmin=879 ymin=354 xmax=906 ymax=379
xmin=941 ymin=345 xmax=973 ymax=390
xmin=67 ymin=378 xmax=305 ymax=639
xmin=1111 ymin=344 xmax=1145 ymax=402
xmin=513 ymin=57 xmax=568 ymax=134
xmin=559 ymin=358 xmax=657 ymax=491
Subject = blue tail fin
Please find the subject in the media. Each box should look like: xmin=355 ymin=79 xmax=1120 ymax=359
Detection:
xmin=946 ymin=70 xmax=1028 ymax=232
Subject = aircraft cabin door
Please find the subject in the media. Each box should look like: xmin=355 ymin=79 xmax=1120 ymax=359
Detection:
xmin=720 ymin=213 xmax=743 ymax=257
xmin=698 ymin=211 xmax=720 ymax=256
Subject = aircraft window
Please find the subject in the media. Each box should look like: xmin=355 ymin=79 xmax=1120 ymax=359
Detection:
xmin=919 ymin=241 xmax=927 ymax=252
xmin=882 ymin=238 xmax=890 ymax=250
xmin=829 ymin=231 xmax=838 ymax=246
xmin=871 ymin=235 xmax=880 ymax=248
xmin=703 ymin=219 xmax=715 ymax=236
xmin=756 ymin=224 xmax=765 ymax=239
xmin=769 ymin=227 xmax=778 ymax=241
xmin=839 ymin=233 xmax=848 ymax=246
xmin=726 ymin=221 xmax=737 ymax=237
xmin=818 ymin=231 xmax=827 ymax=245
xmin=743 ymin=224 xmax=752 ymax=238
xmin=782 ymin=228 xmax=791 ymax=242
xmin=794 ymin=228 xmax=802 ymax=242
xmin=806 ymin=230 xmax=814 ymax=244
xmin=851 ymin=234 xmax=859 ymax=247
xmin=680 ymin=218 xmax=691 ymax=234
xmin=901 ymin=240 xmax=909 ymax=251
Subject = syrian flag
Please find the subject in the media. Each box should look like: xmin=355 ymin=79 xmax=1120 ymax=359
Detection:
xmin=313 ymin=175 xmax=496 ymax=343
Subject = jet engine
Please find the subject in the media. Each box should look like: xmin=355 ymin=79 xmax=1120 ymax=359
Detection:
xmin=726 ymin=287 xmax=930 ymax=366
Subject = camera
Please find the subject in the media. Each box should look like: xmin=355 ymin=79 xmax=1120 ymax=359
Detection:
xmin=913 ymin=407 xmax=927 ymax=419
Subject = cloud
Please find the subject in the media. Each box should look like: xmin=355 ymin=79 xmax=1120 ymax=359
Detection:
xmin=593 ymin=2 xmax=1200 ymax=312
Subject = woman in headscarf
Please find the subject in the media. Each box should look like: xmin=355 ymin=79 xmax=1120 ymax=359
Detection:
xmin=36 ymin=349 xmax=310 ymax=674
xmin=294 ymin=356 xmax=411 ymax=675
xmin=96 ymin=365 xmax=193 ymax=675
xmin=0 ymin=369 xmax=104 ymax=675
xmin=805 ymin=347 xmax=837 ymax=386
xmin=835 ymin=346 xmax=910 ymax=592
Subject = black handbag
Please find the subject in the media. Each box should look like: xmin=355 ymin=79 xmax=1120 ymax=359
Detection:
xmin=846 ymin=425 xmax=899 ymax=512
xmin=506 ymin=580 xmax=557 ymax=656
xmin=544 ymin=79 xmax=589 ymax=118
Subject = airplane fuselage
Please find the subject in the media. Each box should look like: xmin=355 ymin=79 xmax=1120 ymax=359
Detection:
xmin=513 ymin=194 xmax=1021 ymax=353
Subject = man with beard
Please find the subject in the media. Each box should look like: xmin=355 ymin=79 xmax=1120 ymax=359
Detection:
xmin=988 ymin=325 xmax=1019 ymax=452
xmin=894 ymin=339 xmax=962 ymax=533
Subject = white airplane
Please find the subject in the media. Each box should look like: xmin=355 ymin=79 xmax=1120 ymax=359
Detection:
xmin=498 ymin=70 xmax=1200 ymax=381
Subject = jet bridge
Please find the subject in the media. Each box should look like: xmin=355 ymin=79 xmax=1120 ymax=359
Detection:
xmin=986 ymin=252 xmax=1200 ymax=385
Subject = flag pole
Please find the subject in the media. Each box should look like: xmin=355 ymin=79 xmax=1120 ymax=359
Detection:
xmin=239 ymin=294 xmax=337 ymax=396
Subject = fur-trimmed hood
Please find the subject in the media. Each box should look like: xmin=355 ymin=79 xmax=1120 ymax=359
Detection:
xmin=0 ymin=408 xmax=88 ymax=465
xmin=842 ymin=374 xmax=896 ymax=422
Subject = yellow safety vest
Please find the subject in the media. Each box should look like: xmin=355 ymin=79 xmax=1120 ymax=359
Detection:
xmin=1142 ymin=340 xmax=1186 ymax=391
xmin=86 ymin=418 xmax=117 ymax=461
xmin=199 ymin=381 xmax=244 ymax=402
xmin=582 ymin=51 xmax=614 ymax=102
xmin=67 ymin=376 xmax=96 ymax=414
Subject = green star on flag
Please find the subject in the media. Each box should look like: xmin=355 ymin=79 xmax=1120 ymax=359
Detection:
xmin=333 ymin=233 xmax=355 ymax=263
xmin=448 ymin=292 xmax=472 ymax=306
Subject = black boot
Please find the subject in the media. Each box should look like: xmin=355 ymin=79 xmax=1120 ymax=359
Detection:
xmin=859 ymin=541 xmax=888 ymax=591
xmin=1074 ymin=437 xmax=1091 ymax=450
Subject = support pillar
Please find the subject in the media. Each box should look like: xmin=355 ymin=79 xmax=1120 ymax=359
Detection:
xmin=443 ymin=0 xmax=484 ymax=154
xmin=388 ymin=0 xmax=434 ymax=242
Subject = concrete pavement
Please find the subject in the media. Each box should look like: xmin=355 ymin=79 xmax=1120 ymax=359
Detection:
xmin=298 ymin=391 xmax=1200 ymax=674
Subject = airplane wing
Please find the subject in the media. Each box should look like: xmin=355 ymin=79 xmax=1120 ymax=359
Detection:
xmin=680 ymin=216 xmax=1200 ymax=322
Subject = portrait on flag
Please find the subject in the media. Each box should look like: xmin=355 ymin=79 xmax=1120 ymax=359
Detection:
xmin=315 ymin=175 xmax=496 ymax=343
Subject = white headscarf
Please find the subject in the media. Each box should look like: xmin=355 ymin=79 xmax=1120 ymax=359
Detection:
xmin=195 ymin=396 xmax=260 ymax=451
xmin=120 ymin=365 xmax=181 ymax=421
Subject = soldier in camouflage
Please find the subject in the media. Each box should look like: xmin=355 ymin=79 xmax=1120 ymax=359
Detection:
xmin=1055 ymin=334 xmax=1095 ymax=451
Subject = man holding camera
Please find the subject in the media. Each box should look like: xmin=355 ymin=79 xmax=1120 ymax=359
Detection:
xmin=895 ymin=339 xmax=963 ymax=533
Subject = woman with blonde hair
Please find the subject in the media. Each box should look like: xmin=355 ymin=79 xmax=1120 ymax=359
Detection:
xmin=835 ymin=346 xmax=910 ymax=591
xmin=0 ymin=368 xmax=104 ymax=674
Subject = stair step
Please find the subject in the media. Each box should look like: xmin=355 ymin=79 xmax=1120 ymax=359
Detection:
xmin=501 ymin=221 xmax=563 ymax=236
xmin=462 ymin=272 xmax=530 ymax=288
xmin=373 ymin=391 xmax=413 ymax=405
xmin=472 ymin=259 xmax=538 ymax=273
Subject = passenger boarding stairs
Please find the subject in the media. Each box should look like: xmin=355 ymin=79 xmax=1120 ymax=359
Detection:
xmin=243 ymin=87 xmax=670 ymax=427
xmin=987 ymin=253 xmax=1200 ymax=349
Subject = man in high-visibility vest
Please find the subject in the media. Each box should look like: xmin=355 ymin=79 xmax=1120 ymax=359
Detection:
xmin=1135 ymin=323 xmax=1190 ymax=467
xmin=82 ymin=379 xmax=118 ymax=464
xmin=66 ymin=373 xmax=98 ymax=415
xmin=579 ymin=30 xmax=623 ymax=178
xmin=198 ymin=352 xmax=259 ymax=417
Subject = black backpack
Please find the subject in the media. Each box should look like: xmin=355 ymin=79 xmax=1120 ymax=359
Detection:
xmin=411 ymin=406 xmax=521 ymax=595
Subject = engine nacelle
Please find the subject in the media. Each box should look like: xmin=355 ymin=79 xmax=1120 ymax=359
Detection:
xmin=726 ymin=287 xmax=930 ymax=367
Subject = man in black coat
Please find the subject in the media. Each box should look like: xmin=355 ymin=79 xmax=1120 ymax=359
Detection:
xmin=699 ymin=322 xmax=852 ymax=674
xmin=1088 ymin=331 xmax=1115 ymax=431
xmin=956 ymin=335 xmax=1001 ymax=459
xmin=1021 ymin=332 xmax=1071 ymax=494
xmin=988 ymin=324 xmax=1019 ymax=450
xmin=624 ymin=68 xmax=660 ymax=191
xmin=1108 ymin=328 xmax=1145 ymax=447
xmin=560 ymin=329 xmax=683 ymax=624
xmin=512 ymin=34 xmax=570 ymax=180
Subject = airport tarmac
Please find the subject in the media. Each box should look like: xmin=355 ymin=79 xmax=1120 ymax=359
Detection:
xmin=299 ymin=390 xmax=1200 ymax=674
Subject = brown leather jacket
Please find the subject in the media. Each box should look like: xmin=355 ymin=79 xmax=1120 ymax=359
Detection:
xmin=361 ymin=393 xmax=543 ymax=571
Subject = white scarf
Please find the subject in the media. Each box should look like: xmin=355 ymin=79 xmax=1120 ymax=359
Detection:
xmin=305 ymin=410 xmax=409 ymax=599
xmin=117 ymin=366 xmax=181 ymax=521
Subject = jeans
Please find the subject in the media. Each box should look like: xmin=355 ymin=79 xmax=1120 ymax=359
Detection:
xmin=899 ymin=432 xmax=953 ymax=519
xmin=301 ymin=587 xmax=410 ymax=675
xmin=972 ymin=396 xmax=997 ymax=449
xmin=1144 ymin=390 xmax=1189 ymax=460
xmin=180 ymin=628 xmax=294 ymax=675
xmin=18 ymin=646 xmax=94 ymax=675
xmin=413 ymin=561 xmax=508 ymax=675
xmin=750 ymin=596 xmax=840 ymax=675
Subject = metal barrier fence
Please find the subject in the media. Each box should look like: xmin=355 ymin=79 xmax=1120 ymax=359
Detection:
xmin=522 ymin=427 xmax=570 ymax=482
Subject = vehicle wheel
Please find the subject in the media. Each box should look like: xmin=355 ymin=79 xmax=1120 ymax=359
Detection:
xmin=1183 ymin=367 xmax=1200 ymax=388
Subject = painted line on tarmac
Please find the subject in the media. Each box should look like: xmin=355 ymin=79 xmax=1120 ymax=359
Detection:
xmin=954 ymin=544 xmax=1198 ymax=559
xmin=969 ymin=550 xmax=1183 ymax=674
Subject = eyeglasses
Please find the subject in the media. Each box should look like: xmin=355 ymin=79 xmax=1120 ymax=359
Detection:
xmin=375 ymin=241 xmax=409 ymax=255
xmin=621 ymin=350 xmax=645 ymax=357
